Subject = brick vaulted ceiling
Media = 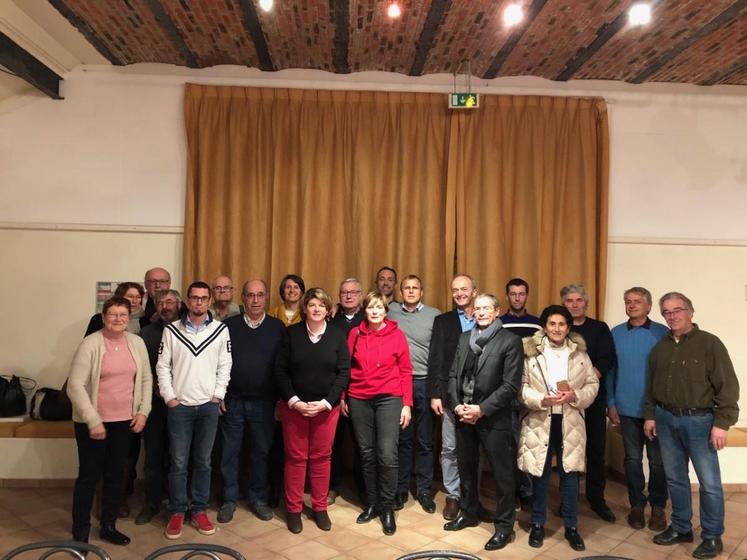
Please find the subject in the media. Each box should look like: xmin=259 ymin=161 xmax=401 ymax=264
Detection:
xmin=48 ymin=0 xmax=747 ymax=86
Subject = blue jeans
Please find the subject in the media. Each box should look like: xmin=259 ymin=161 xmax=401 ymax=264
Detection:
xmin=440 ymin=408 xmax=460 ymax=499
xmin=531 ymin=414 xmax=579 ymax=528
xmin=220 ymin=395 xmax=275 ymax=506
xmin=168 ymin=401 xmax=219 ymax=514
xmin=655 ymin=406 xmax=724 ymax=539
xmin=397 ymin=378 xmax=434 ymax=496
xmin=620 ymin=415 xmax=667 ymax=508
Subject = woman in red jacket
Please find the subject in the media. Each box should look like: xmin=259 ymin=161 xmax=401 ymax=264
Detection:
xmin=342 ymin=290 xmax=413 ymax=536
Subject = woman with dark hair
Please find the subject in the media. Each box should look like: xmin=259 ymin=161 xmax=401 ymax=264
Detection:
xmin=343 ymin=290 xmax=413 ymax=536
xmin=275 ymin=287 xmax=350 ymax=533
xmin=517 ymin=304 xmax=599 ymax=552
xmin=84 ymin=282 xmax=148 ymax=336
xmin=67 ymin=296 xmax=152 ymax=546
xmin=270 ymin=274 xmax=305 ymax=326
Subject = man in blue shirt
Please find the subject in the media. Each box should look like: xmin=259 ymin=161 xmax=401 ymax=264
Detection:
xmin=608 ymin=287 xmax=669 ymax=531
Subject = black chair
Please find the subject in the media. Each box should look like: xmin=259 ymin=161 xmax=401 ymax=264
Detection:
xmin=0 ymin=540 xmax=111 ymax=560
xmin=143 ymin=544 xmax=245 ymax=560
xmin=395 ymin=552 xmax=482 ymax=560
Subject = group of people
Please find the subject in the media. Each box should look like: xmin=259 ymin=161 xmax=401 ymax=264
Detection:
xmin=66 ymin=266 xmax=740 ymax=559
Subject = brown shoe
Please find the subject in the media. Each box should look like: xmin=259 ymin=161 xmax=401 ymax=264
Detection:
xmin=649 ymin=506 xmax=667 ymax=532
xmin=627 ymin=506 xmax=645 ymax=529
xmin=314 ymin=510 xmax=332 ymax=531
xmin=443 ymin=497 xmax=460 ymax=521
xmin=286 ymin=512 xmax=302 ymax=534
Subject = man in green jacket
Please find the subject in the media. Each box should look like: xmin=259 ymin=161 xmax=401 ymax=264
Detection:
xmin=644 ymin=291 xmax=740 ymax=560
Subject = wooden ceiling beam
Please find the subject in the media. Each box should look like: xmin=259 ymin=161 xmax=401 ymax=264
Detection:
xmin=555 ymin=3 xmax=638 ymax=82
xmin=410 ymin=0 xmax=451 ymax=76
xmin=238 ymin=0 xmax=275 ymax=71
xmin=333 ymin=0 xmax=350 ymax=73
xmin=48 ymin=0 xmax=122 ymax=65
xmin=631 ymin=0 xmax=747 ymax=84
xmin=483 ymin=0 xmax=547 ymax=80
xmin=0 ymin=32 xmax=62 ymax=99
xmin=700 ymin=57 xmax=747 ymax=86
xmin=146 ymin=0 xmax=198 ymax=68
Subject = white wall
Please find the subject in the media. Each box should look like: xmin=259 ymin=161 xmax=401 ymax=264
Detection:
xmin=0 ymin=68 xmax=744 ymax=442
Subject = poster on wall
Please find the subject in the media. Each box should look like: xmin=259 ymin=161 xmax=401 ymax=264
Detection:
xmin=96 ymin=281 xmax=123 ymax=312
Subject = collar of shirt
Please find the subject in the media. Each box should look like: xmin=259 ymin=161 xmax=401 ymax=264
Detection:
xmin=182 ymin=311 xmax=213 ymax=334
xmin=626 ymin=317 xmax=652 ymax=330
xmin=244 ymin=312 xmax=266 ymax=329
xmin=457 ymin=308 xmax=475 ymax=332
xmin=307 ymin=320 xmax=327 ymax=343
xmin=401 ymin=302 xmax=424 ymax=313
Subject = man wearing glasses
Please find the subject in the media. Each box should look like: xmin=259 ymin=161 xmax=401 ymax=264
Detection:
xmin=209 ymin=275 xmax=241 ymax=321
xmin=143 ymin=267 xmax=173 ymax=322
xmin=156 ymin=281 xmax=232 ymax=539
xmin=644 ymin=292 xmax=739 ymax=560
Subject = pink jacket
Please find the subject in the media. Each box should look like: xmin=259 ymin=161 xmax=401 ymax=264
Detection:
xmin=347 ymin=319 xmax=413 ymax=406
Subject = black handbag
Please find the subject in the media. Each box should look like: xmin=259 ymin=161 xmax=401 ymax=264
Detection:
xmin=0 ymin=375 xmax=28 ymax=417
xmin=29 ymin=382 xmax=72 ymax=421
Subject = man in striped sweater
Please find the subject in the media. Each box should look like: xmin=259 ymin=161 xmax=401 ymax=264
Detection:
xmin=156 ymin=281 xmax=232 ymax=540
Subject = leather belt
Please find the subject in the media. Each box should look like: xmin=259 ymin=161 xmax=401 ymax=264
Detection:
xmin=657 ymin=403 xmax=712 ymax=417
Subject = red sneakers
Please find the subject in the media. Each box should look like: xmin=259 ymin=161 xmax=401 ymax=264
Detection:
xmin=164 ymin=513 xmax=184 ymax=539
xmin=191 ymin=511 xmax=216 ymax=535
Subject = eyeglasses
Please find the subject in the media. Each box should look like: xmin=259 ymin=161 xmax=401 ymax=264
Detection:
xmin=105 ymin=312 xmax=129 ymax=320
xmin=189 ymin=296 xmax=210 ymax=303
xmin=148 ymin=278 xmax=169 ymax=285
xmin=243 ymin=292 xmax=266 ymax=299
xmin=662 ymin=307 xmax=688 ymax=318
xmin=157 ymin=299 xmax=179 ymax=306
xmin=213 ymin=286 xmax=233 ymax=292
xmin=340 ymin=290 xmax=361 ymax=297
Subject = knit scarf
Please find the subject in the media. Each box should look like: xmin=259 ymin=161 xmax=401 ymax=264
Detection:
xmin=468 ymin=318 xmax=502 ymax=355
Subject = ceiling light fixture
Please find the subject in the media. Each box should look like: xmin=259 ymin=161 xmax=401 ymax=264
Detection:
xmin=628 ymin=3 xmax=652 ymax=26
xmin=387 ymin=2 xmax=402 ymax=19
xmin=258 ymin=0 xmax=273 ymax=12
xmin=503 ymin=3 xmax=524 ymax=27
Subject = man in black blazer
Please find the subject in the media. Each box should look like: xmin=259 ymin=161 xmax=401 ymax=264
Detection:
xmin=427 ymin=274 xmax=478 ymax=520
xmin=445 ymin=294 xmax=523 ymax=551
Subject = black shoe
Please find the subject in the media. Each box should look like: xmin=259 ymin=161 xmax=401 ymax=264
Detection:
xmin=485 ymin=530 xmax=515 ymax=551
xmin=381 ymin=509 xmax=396 ymax=535
xmin=286 ymin=512 xmax=302 ymax=534
xmin=134 ymin=504 xmax=158 ymax=525
xmin=417 ymin=492 xmax=436 ymax=514
xmin=692 ymin=538 xmax=723 ymax=559
xmin=528 ymin=524 xmax=544 ymax=548
xmin=250 ymin=502 xmax=274 ymax=521
xmin=564 ymin=527 xmax=585 ymax=551
xmin=443 ymin=512 xmax=480 ymax=531
xmin=394 ymin=492 xmax=408 ymax=511
xmin=217 ymin=502 xmax=236 ymax=524
xmin=653 ymin=525 xmax=694 ymax=545
xmin=443 ymin=497 xmax=460 ymax=520
xmin=356 ymin=505 xmax=380 ymax=524
xmin=590 ymin=501 xmax=616 ymax=523
xmin=100 ymin=524 xmax=130 ymax=546
xmin=314 ymin=510 xmax=332 ymax=531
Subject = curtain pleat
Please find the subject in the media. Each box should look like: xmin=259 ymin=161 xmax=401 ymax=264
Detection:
xmin=184 ymin=84 xmax=608 ymax=315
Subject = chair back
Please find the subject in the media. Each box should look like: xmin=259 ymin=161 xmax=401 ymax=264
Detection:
xmin=0 ymin=540 xmax=110 ymax=560
xmin=143 ymin=544 xmax=245 ymax=560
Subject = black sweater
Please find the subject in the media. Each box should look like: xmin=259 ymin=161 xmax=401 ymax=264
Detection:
xmin=570 ymin=316 xmax=616 ymax=398
xmin=224 ymin=314 xmax=286 ymax=399
xmin=275 ymin=322 xmax=350 ymax=405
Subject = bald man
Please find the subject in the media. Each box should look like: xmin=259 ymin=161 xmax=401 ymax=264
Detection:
xmin=143 ymin=267 xmax=172 ymax=322
xmin=209 ymin=275 xmax=241 ymax=321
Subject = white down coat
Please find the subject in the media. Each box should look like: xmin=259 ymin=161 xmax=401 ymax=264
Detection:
xmin=517 ymin=330 xmax=599 ymax=476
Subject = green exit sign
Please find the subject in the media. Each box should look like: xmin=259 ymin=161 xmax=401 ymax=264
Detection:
xmin=449 ymin=92 xmax=479 ymax=109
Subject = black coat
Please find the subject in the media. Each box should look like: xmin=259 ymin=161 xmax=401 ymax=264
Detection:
xmin=426 ymin=309 xmax=462 ymax=400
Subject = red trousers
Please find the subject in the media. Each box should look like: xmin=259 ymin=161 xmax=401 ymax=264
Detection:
xmin=280 ymin=404 xmax=340 ymax=512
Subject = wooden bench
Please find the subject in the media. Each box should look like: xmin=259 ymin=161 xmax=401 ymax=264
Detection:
xmin=0 ymin=419 xmax=74 ymax=438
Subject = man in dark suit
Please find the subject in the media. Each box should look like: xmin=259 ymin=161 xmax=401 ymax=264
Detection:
xmin=444 ymin=294 xmax=523 ymax=551
xmin=427 ymin=273 xmax=478 ymax=520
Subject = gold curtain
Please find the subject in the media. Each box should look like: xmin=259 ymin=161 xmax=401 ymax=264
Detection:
xmin=184 ymin=85 xmax=608 ymax=315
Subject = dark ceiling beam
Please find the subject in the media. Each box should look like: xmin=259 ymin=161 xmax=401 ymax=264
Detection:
xmin=410 ymin=0 xmax=451 ymax=76
xmin=0 ymin=32 xmax=63 ymax=99
xmin=146 ymin=0 xmax=199 ymax=68
xmin=238 ymin=0 xmax=275 ymax=71
xmin=555 ymin=2 xmax=642 ymax=82
xmin=483 ymin=0 xmax=547 ymax=79
xmin=332 ymin=0 xmax=350 ymax=73
xmin=48 ymin=0 xmax=122 ymax=65
xmin=631 ymin=0 xmax=747 ymax=84
xmin=699 ymin=57 xmax=747 ymax=86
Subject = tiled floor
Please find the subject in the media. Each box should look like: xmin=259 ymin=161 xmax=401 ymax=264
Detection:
xmin=2 ymin=477 xmax=747 ymax=559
